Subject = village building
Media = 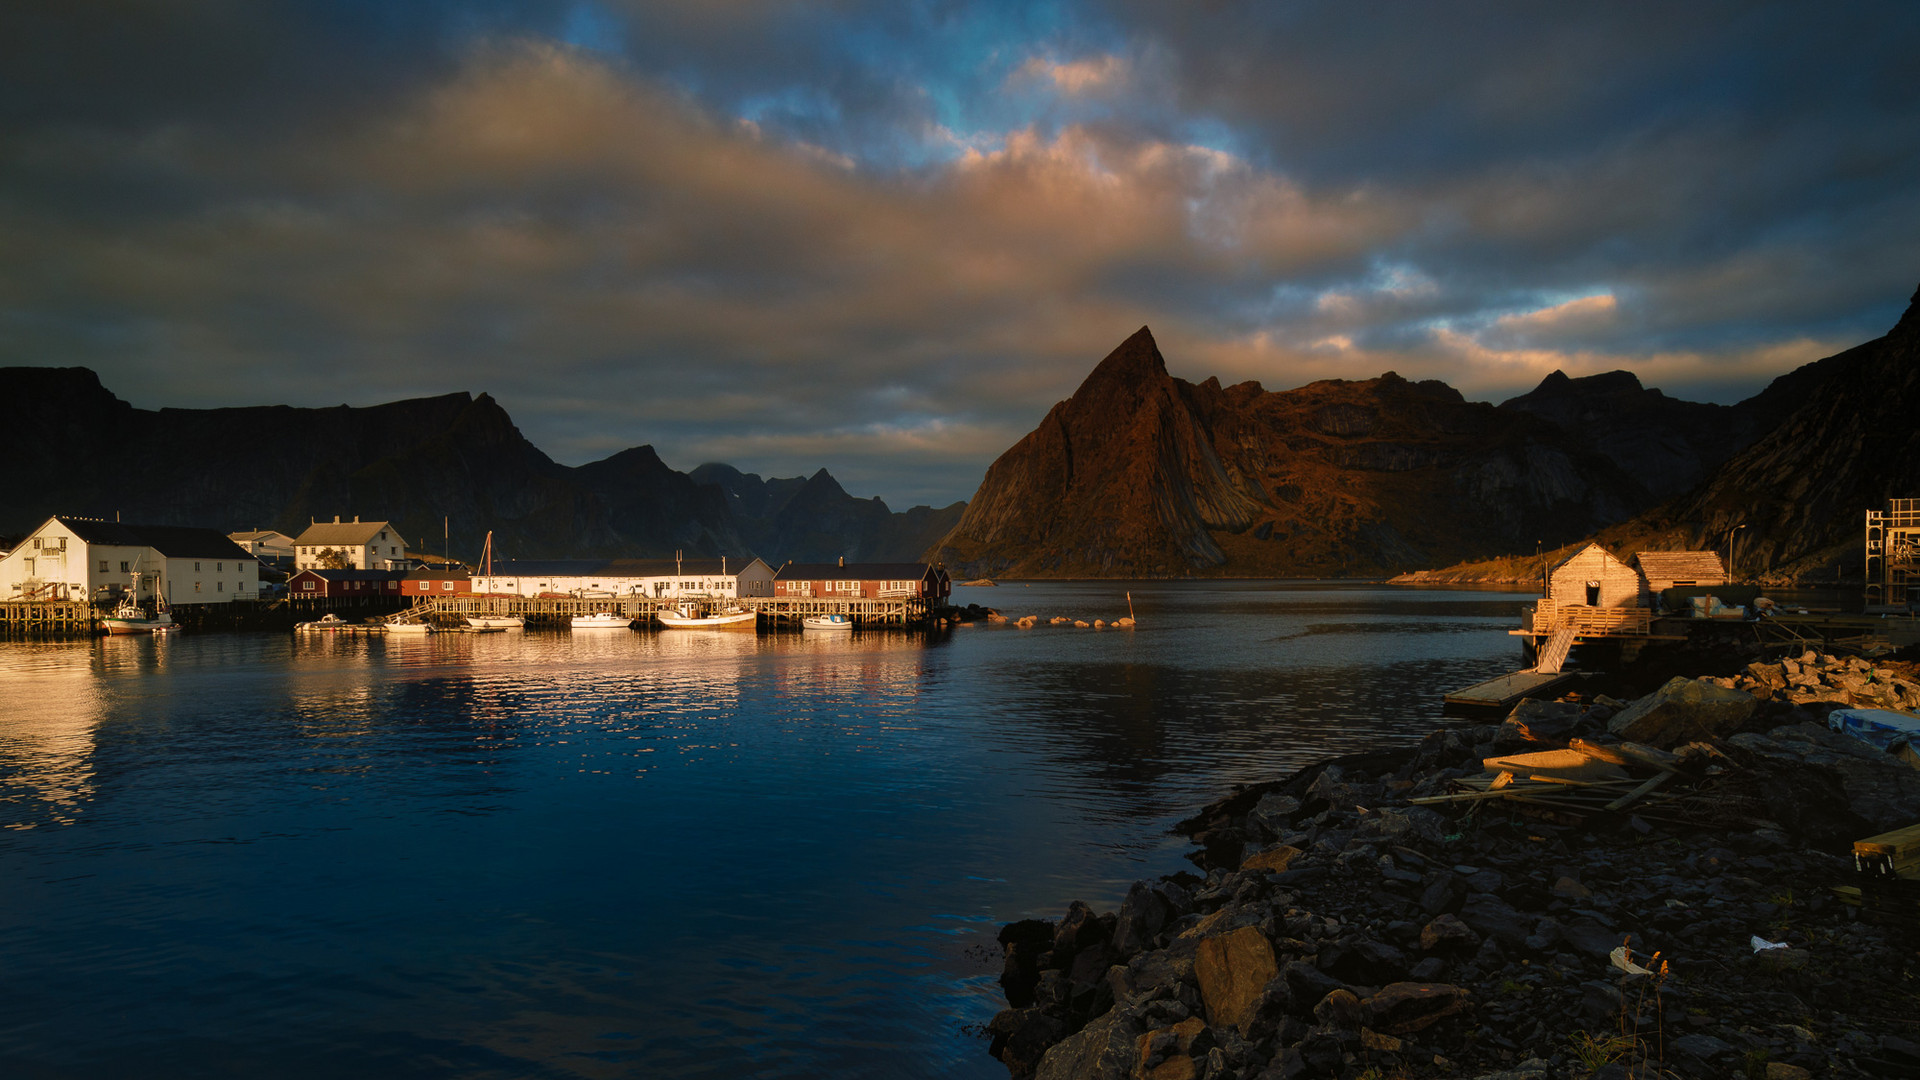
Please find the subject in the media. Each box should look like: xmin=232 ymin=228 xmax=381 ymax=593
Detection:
xmin=288 ymin=568 xmax=408 ymax=601
xmin=0 ymin=516 xmax=258 ymax=605
xmin=1633 ymin=550 xmax=1729 ymax=594
xmin=772 ymin=561 xmax=952 ymax=602
xmin=228 ymin=529 xmax=297 ymax=568
xmin=1528 ymin=541 xmax=1652 ymax=641
xmin=402 ymin=570 xmax=474 ymax=599
xmin=470 ymin=557 xmax=776 ymax=599
xmin=291 ymin=517 xmax=406 ymax=571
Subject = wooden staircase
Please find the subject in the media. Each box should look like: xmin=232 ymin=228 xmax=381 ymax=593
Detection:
xmin=1534 ymin=625 xmax=1577 ymax=674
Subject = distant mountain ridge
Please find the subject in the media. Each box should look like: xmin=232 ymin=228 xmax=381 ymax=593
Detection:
xmin=929 ymin=303 xmax=1908 ymax=579
xmin=0 ymin=367 xmax=957 ymax=567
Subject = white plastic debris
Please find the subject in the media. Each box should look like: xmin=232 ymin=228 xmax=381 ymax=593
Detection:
xmin=1750 ymin=935 xmax=1790 ymax=953
xmin=1609 ymin=946 xmax=1653 ymax=976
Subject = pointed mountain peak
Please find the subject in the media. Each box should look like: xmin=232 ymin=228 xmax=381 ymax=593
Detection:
xmin=1074 ymin=326 xmax=1169 ymax=397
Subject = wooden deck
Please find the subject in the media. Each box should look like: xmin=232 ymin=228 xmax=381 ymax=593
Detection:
xmin=378 ymin=593 xmax=936 ymax=628
xmin=0 ymin=599 xmax=95 ymax=632
xmin=1444 ymin=669 xmax=1578 ymax=710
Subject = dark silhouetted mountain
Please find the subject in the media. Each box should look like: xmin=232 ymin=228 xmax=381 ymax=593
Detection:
xmin=1598 ymin=284 xmax=1920 ymax=582
xmin=692 ymin=463 xmax=966 ymax=565
xmin=931 ymin=326 xmax=1753 ymax=578
xmin=0 ymin=370 xmax=951 ymax=566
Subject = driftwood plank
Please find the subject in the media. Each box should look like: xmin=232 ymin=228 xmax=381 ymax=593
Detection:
xmin=1604 ymin=771 xmax=1672 ymax=812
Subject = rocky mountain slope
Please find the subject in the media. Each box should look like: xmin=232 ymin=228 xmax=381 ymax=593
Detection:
xmin=1595 ymin=285 xmax=1920 ymax=582
xmin=931 ymin=328 xmax=1667 ymax=578
xmin=0 ymin=368 xmax=953 ymax=566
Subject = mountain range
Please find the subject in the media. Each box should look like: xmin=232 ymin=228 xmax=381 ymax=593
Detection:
xmin=930 ymin=284 xmax=1920 ymax=581
xmin=0 ymin=367 xmax=961 ymax=567
xmin=8 ymin=283 xmax=1912 ymax=581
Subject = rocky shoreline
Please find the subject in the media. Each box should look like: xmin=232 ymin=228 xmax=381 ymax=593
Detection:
xmin=985 ymin=652 xmax=1920 ymax=1080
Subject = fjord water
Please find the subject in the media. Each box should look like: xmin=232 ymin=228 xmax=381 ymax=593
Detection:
xmin=0 ymin=582 xmax=1530 ymax=1078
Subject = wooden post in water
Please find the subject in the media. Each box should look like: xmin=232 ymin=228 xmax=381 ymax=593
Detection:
xmin=1127 ymin=591 xmax=1135 ymax=622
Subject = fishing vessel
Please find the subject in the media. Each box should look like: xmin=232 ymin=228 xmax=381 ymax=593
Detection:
xmin=467 ymin=531 xmax=525 ymax=629
xmin=801 ymin=613 xmax=852 ymax=631
xmin=570 ymin=612 xmax=633 ymax=629
xmin=101 ymin=572 xmax=175 ymax=634
xmin=658 ymin=603 xmax=756 ymax=629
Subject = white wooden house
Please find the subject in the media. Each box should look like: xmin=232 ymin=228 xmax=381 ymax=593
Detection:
xmin=1531 ymin=542 xmax=1651 ymax=637
xmin=291 ymin=517 xmax=405 ymax=570
xmin=0 ymin=516 xmax=259 ymax=605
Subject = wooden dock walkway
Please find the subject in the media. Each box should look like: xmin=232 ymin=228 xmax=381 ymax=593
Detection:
xmin=1444 ymin=669 xmax=1578 ymax=710
xmin=0 ymin=599 xmax=96 ymax=633
xmin=379 ymin=593 xmax=935 ymax=629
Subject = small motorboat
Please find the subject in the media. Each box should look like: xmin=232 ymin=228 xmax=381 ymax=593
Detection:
xmin=802 ymin=613 xmax=853 ymax=631
xmin=386 ymin=622 xmax=433 ymax=635
xmin=570 ymin=612 xmax=633 ymax=629
xmin=295 ymin=613 xmax=368 ymax=633
xmin=657 ymin=604 xmax=756 ymax=629
xmin=466 ymin=614 xmax=525 ymax=630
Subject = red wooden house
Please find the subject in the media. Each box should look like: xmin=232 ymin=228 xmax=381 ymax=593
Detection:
xmin=772 ymin=562 xmax=951 ymax=601
xmin=402 ymin=570 xmax=473 ymax=598
xmin=288 ymin=569 xmax=407 ymax=600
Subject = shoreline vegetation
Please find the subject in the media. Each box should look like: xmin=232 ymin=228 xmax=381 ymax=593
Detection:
xmin=984 ymin=644 xmax=1920 ymax=1080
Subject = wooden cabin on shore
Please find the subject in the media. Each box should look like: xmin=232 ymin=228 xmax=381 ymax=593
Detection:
xmin=1530 ymin=542 xmax=1652 ymax=638
xmin=1633 ymin=550 xmax=1728 ymax=594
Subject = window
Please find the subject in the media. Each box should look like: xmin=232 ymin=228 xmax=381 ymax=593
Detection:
xmin=194 ymin=562 xmax=202 ymax=572
xmin=217 ymin=581 xmax=224 ymax=592
xmin=442 ymin=581 xmax=453 ymax=591
xmin=216 ymin=562 xmax=223 ymax=572
xmin=31 ymin=538 xmax=40 ymax=550
xmin=99 ymin=560 xmax=110 ymax=572
xmin=120 ymin=561 xmax=130 ymax=572
xmin=194 ymin=582 xmax=202 ymax=593
xmin=303 ymin=580 xmax=316 ymax=591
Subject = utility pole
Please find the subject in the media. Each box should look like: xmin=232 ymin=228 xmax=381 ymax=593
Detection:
xmin=1727 ymin=523 xmax=1747 ymax=583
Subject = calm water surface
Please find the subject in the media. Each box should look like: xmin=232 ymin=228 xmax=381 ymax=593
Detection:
xmin=0 ymin=581 xmax=1532 ymax=1078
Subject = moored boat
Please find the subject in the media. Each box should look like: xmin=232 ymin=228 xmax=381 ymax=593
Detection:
xmin=294 ymin=613 xmax=373 ymax=633
xmin=658 ymin=604 xmax=756 ymax=629
xmin=466 ymin=614 xmax=525 ymax=630
xmin=101 ymin=572 xmax=175 ymax=635
xmin=801 ymin=613 xmax=853 ymax=631
xmin=570 ymin=611 xmax=633 ymax=629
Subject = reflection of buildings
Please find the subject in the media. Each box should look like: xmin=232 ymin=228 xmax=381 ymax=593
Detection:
xmin=0 ymin=640 xmax=141 ymax=828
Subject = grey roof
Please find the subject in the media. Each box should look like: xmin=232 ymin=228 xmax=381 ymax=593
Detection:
xmin=291 ymin=519 xmax=396 ymax=547
xmin=56 ymin=517 xmax=255 ymax=561
xmin=1634 ymin=551 xmax=1727 ymax=579
xmin=777 ymin=562 xmax=938 ymax=579
xmin=480 ymin=558 xmax=746 ymax=577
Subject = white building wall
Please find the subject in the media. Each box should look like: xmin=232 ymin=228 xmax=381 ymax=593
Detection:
xmin=470 ymin=573 xmax=740 ymax=598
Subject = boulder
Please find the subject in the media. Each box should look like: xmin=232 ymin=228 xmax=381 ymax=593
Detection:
xmin=1132 ymin=1016 xmax=1205 ymax=1080
xmin=1035 ymin=1005 xmax=1142 ymax=1080
xmin=1194 ymin=926 xmax=1279 ymax=1034
xmin=1418 ymin=913 xmax=1480 ymax=954
xmin=991 ymin=1007 xmax=1068 ymax=1078
xmin=1312 ymin=988 xmax=1363 ymax=1030
xmin=1055 ymin=900 xmax=1110 ymax=963
xmin=1361 ymin=982 xmax=1471 ymax=1035
xmin=1726 ymin=723 xmax=1920 ymax=842
xmin=1242 ymin=845 xmax=1303 ymax=873
xmin=1112 ymin=881 xmax=1177 ymax=957
xmin=1608 ymin=676 xmax=1757 ymax=747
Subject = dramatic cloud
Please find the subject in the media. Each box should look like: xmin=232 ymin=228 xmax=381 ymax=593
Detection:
xmin=2 ymin=2 xmax=1916 ymax=507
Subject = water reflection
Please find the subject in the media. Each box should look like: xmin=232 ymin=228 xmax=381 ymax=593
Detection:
xmin=0 ymin=584 xmax=1541 ymax=1079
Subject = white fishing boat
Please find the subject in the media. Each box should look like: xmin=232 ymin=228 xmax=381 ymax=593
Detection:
xmin=294 ymin=613 xmax=372 ymax=633
xmin=657 ymin=604 xmax=756 ymax=629
xmin=802 ymin=613 xmax=853 ymax=631
xmin=467 ymin=532 xmax=524 ymax=629
xmin=570 ymin=611 xmax=633 ymax=629
xmin=386 ymin=621 xmax=434 ymax=635
xmin=101 ymin=571 xmax=175 ymax=635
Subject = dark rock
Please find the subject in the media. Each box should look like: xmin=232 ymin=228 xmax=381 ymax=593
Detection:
xmin=1670 ymin=1032 xmax=1738 ymax=1065
xmin=1313 ymin=988 xmax=1364 ymax=1030
xmin=1054 ymin=900 xmax=1109 ymax=964
xmin=1408 ymin=956 xmax=1447 ymax=981
xmin=989 ymin=1007 xmax=1067 ymax=1078
xmin=1194 ymin=926 xmax=1279 ymax=1035
xmin=1362 ymin=982 xmax=1471 ymax=1035
xmin=999 ymin=919 xmax=1056 ymax=1008
xmin=1319 ymin=938 xmax=1408 ymax=985
xmin=1457 ymin=894 xmax=1532 ymax=948
xmin=1032 ymin=1004 xmax=1142 ymax=1080
xmin=1113 ymin=881 xmax=1177 ymax=957
xmin=1419 ymin=874 xmax=1467 ymax=915
xmin=1282 ymin=961 xmax=1347 ymax=1017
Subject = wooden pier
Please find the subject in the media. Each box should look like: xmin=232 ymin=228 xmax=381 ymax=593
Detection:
xmin=1444 ymin=669 xmax=1580 ymax=710
xmin=381 ymin=593 xmax=934 ymax=629
xmin=0 ymin=599 xmax=96 ymax=633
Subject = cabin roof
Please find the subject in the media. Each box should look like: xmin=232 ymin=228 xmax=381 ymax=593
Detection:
xmin=53 ymin=517 xmax=254 ymax=561
xmin=777 ymin=562 xmax=937 ymax=579
xmin=1546 ymin=541 xmax=1625 ymax=575
xmin=292 ymin=519 xmax=395 ymax=547
xmin=1633 ymin=551 xmax=1727 ymax=579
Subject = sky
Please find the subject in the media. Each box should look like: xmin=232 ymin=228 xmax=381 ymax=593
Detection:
xmin=3 ymin=2 xmax=1916 ymax=509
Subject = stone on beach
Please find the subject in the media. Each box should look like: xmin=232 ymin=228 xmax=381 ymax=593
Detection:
xmin=1193 ymin=926 xmax=1277 ymax=1035
xmin=1607 ymin=675 xmax=1757 ymax=747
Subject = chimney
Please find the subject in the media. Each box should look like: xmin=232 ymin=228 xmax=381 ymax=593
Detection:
xmin=838 ymin=556 xmax=844 ymax=567
xmin=353 ymin=515 xmax=360 ymax=523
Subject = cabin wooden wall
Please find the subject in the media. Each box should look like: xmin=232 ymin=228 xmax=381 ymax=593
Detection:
xmin=1547 ymin=545 xmax=1646 ymax=609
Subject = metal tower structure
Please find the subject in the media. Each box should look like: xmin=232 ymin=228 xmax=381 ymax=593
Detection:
xmin=1865 ymin=498 xmax=1920 ymax=607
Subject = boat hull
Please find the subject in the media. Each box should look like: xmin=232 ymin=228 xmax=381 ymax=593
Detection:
xmin=466 ymin=616 xmax=525 ymax=630
xmin=658 ymin=610 xmax=757 ymax=629
xmin=570 ymin=615 xmax=633 ymax=629
xmin=102 ymin=617 xmax=174 ymax=635
xmin=802 ymin=615 xmax=852 ymax=631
